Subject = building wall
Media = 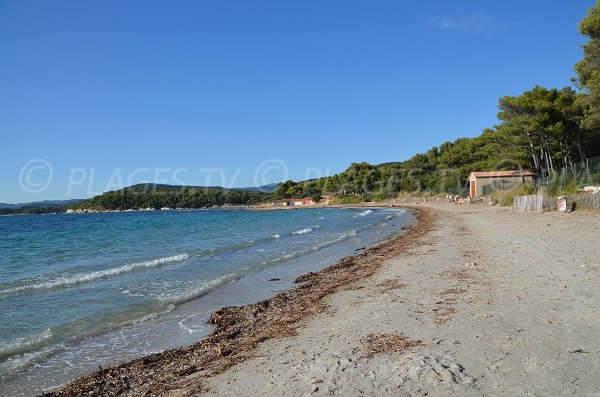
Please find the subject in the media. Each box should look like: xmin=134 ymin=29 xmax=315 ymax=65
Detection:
xmin=472 ymin=176 xmax=533 ymax=198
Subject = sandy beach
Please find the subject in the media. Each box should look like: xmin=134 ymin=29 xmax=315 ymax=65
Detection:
xmin=205 ymin=203 xmax=600 ymax=396
xmin=43 ymin=203 xmax=600 ymax=396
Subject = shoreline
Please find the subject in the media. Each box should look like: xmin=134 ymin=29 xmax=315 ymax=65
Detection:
xmin=39 ymin=207 xmax=430 ymax=396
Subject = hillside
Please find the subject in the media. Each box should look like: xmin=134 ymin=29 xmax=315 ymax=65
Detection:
xmin=75 ymin=184 xmax=271 ymax=211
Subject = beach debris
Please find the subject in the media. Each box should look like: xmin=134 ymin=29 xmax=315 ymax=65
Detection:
xmin=295 ymin=271 xmax=319 ymax=283
xmin=433 ymin=307 xmax=457 ymax=324
xmin=376 ymin=279 xmax=408 ymax=292
xmin=444 ymin=271 xmax=474 ymax=283
xmin=440 ymin=288 xmax=467 ymax=295
xmin=569 ymin=348 xmax=590 ymax=353
xmin=363 ymin=333 xmax=423 ymax=357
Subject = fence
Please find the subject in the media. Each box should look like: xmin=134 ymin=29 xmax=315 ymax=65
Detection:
xmin=447 ymin=187 xmax=469 ymax=196
xmin=567 ymin=192 xmax=600 ymax=209
xmin=513 ymin=195 xmax=552 ymax=211
xmin=537 ymin=155 xmax=600 ymax=188
xmin=513 ymin=192 xmax=600 ymax=211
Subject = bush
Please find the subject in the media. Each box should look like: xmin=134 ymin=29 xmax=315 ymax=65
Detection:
xmin=332 ymin=195 xmax=365 ymax=204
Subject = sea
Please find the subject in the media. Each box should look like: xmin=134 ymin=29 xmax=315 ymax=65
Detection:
xmin=0 ymin=207 xmax=412 ymax=396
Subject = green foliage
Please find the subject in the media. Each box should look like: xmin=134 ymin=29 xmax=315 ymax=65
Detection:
xmin=496 ymin=86 xmax=596 ymax=178
xmin=516 ymin=183 xmax=539 ymax=196
xmin=0 ymin=206 xmax=69 ymax=215
xmin=331 ymin=195 xmax=365 ymax=204
xmin=545 ymin=181 xmax=582 ymax=197
xmin=575 ymin=0 xmax=600 ymax=130
xmin=76 ymin=185 xmax=270 ymax=211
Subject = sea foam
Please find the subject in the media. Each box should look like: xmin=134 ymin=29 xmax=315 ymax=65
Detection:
xmin=292 ymin=228 xmax=313 ymax=235
xmin=354 ymin=209 xmax=373 ymax=217
xmin=0 ymin=328 xmax=53 ymax=360
xmin=0 ymin=254 xmax=189 ymax=296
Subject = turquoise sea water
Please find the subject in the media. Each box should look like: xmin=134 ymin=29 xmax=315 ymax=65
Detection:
xmin=0 ymin=207 xmax=411 ymax=396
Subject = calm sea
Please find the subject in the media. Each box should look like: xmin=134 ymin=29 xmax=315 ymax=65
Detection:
xmin=0 ymin=207 xmax=411 ymax=396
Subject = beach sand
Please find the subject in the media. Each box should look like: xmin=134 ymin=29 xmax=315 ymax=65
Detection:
xmin=204 ymin=203 xmax=600 ymax=396
xmin=43 ymin=203 xmax=600 ymax=396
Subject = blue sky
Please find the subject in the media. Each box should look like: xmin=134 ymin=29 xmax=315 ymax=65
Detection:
xmin=0 ymin=0 xmax=594 ymax=203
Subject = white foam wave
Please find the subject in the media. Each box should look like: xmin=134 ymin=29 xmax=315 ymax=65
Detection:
xmin=292 ymin=228 xmax=313 ymax=235
xmin=157 ymin=274 xmax=233 ymax=304
xmin=354 ymin=209 xmax=373 ymax=217
xmin=0 ymin=254 xmax=190 ymax=295
xmin=129 ymin=304 xmax=176 ymax=325
xmin=345 ymin=229 xmax=357 ymax=237
xmin=0 ymin=329 xmax=53 ymax=359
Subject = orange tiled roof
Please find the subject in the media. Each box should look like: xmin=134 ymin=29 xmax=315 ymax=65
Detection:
xmin=470 ymin=170 xmax=534 ymax=178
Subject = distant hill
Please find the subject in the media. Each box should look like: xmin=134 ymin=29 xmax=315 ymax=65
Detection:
xmin=236 ymin=183 xmax=278 ymax=193
xmin=0 ymin=184 xmax=279 ymax=214
xmin=75 ymin=184 xmax=274 ymax=211
xmin=124 ymin=183 xmax=278 ymax=193
xmin=0 ymin=199 xmax=84 ymax=210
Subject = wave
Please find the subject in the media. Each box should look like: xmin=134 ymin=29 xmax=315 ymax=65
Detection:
xmin=354 ymin=209 xmax=373 ymax=218
xmin=0 ymin=329 xmax=53 ymax=361
xmin=207 ymin=239 xmax=256 ymax=254
xmin=255 ymin=228 xmax=359 ymax=269
xmin=157 ymin=274 xmax=236 ymax=305
xmin=0 ymin=254 xmax=190 ymax=296
xmin=123 ymin=304 xmax=176 ymax=325
xmin=292 ymin=228 xmax=313 ymax=235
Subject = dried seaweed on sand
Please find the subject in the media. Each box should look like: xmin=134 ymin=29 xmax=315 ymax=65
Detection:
xmin=363 ymin=333 xmax=423 ymax=357
xmin=376 ymin=279 xmax=408 ymax=292
xmin=440 ymin=288 xmax=467 ymax=295
xmin=433 ymin=307 xmax=457 ymax=324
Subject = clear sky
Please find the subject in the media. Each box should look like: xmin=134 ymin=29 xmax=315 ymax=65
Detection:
xmin=0 ymin=0 xmax=595 ymax=203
